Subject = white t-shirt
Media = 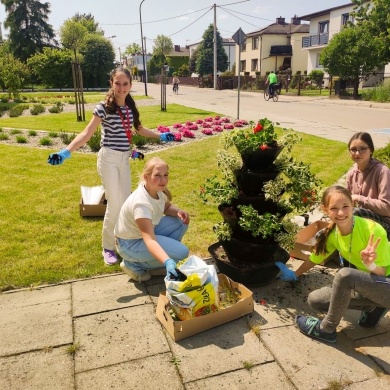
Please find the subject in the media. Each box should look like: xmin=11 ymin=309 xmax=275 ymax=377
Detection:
xmin=115 ymin=182 xmax=168 ymax=239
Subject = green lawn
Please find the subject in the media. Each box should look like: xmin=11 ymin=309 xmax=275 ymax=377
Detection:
xmin=0 ymin=104 xmax=353 ymax=291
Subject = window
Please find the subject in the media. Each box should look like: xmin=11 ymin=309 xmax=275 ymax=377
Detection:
xmin=316 ymin=53 xmax=323 ymax=68
xmin=251 ymin=59 xmax=258 ymax=71
xmin=252 ymin=37 xmax=259 ymax=50
xmin=342 ymin=13 xmax=354 ymax=27
xmin=319 ymin=21 xmax=329 ymax=34
xmin=240 ymin=60 xmax=246 ymax=72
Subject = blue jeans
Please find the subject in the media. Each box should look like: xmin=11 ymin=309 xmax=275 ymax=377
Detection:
xmin=116 ymin=216 xmax=189 ymax=273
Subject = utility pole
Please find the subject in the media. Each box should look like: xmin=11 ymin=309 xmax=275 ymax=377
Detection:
xmin=213 ymin=4 xmax=218 ymax=90
xmin=144 ymin=36 xmax=148 ymax=85
xmin=139 ymin=0 xmax=148 ymax=96
xmin=118 ymin=47 xmax=122 ymax=65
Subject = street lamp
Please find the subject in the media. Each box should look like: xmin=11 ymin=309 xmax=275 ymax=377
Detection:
xmin=139 ymin=0 xmax=148 ymax=96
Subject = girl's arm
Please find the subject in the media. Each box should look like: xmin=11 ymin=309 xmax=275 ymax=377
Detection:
xmin=136 ymin=218 xmax=169 ymax=264
xmin=164 ymin=202 xmax=190 ymax=224
xmin=66 ymin=115 xmax=102 ymax=152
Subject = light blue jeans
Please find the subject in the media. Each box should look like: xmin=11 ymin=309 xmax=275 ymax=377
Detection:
xmin=116 ymin=216 xmax=189 ymax=273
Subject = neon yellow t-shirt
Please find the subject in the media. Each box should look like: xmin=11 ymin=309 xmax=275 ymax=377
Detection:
xmin=309 ymin=216 xmax=390 ymax=276
xmin=267 ymin=73 xmax=278 ymax=84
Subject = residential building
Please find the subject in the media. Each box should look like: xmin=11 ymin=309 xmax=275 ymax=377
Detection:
xmin=235 ymin=16 xmax=309 ymax=76
xmin=299 ymin=2 xmax=383 ymax=86
xmin=187 ymin=38 xmax=236 ymax=73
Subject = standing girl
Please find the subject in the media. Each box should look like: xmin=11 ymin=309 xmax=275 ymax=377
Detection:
xmin=48 ymin=67 xmax=174 ymax=265
xmin=114 ymin=157 xmax=190 ymax=282
xmin=276 ymin=186 xmax=390 ymax=343
xmin=346 ymin=132 xmax=390 ymax=238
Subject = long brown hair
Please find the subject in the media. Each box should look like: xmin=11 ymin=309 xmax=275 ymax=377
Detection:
xmin=104 ymin=67 xmax=141 ymax=130
xmin=348 ymin=132 xmax=374 ymax=156
xmin=141 ymin=157 xmax=172 ymax=201
xmin=314 ymin=185 xmax=353 ymax=255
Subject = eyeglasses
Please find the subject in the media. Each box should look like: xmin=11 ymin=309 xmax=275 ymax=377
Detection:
xmin=349 ymin=147 xmax=369 ymax=154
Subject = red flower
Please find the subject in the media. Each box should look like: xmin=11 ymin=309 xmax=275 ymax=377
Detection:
xmin=254 ymin=123 xmax=263 ymax=133
xmin=259 ymin=144 xmax=270 ymax=150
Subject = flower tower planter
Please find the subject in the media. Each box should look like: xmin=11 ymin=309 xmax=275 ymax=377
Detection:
xmin=202 ymin=118 xmax=321 ymax=286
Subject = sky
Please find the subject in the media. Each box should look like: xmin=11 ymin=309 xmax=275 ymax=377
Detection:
xmin=0 ymin=0 xmax=349 ymax=59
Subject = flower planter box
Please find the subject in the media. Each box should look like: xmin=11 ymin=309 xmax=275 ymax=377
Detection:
xmin=156 ymin=273 xmax=254 ymax=341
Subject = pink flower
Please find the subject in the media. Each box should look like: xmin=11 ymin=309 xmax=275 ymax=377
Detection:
xmin=214 ymin=115 xmax=221 ymax=120
xmin=188 ymin=124 xmax=198 ymax=130
xmin=186 ymin=121 xmax=193 ymax=126
xmin=157 ymin=125 xmax=170 ymax=133
xmin=173 ymin=132 xmax=182 ymax=141
xmin=205 ymin=117 xmax=213 ymax=122
xmin=201 ymin=129 xmax=213 ymax=135
xmin=224 ymin=123 xmax=234 ymax=130
xmin=196 ymin=119 xmax=204 ymax=124
xmin=182 ymin=129 xmax=195 ymax=138
xmin=173 ymin=123 xmax=183 ymax=129
xmin=234 ymin=121 xmax=244 ymax=127
xmin=212 ymin=120 xmax=222 ymax=126
xmin=221 ymin=117 xmax=230 ymax=123
xmin=213 ymin=125 xmax=223 ymax=132
xmin=202 ymin=123 xmax=212 ymax=128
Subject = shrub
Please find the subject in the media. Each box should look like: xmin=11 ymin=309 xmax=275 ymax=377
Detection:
xmin=48 ymin=132 xmax=58 ymax=137
xmin=87 ymin=129 xmax=101 ymax=152
xmin=10 ymin=129 xmax=22 ymax=135
xmin=48 ymin=102 xmax=64 ymax=113
xmin=0 ymin=133 xmax=9 ymax=140
xmin=59 ymin=131 xmax=76 ymax=145
xmin=132 ymin=134 xmax=147 ymax=147
xmin=28 ymin=130 xmax=37 ymax=136
xmin=39 ymin=137 xmax=52 ymax=146
xmin=374 ymin=143 xmax=390 ymax=167
xmin=16 ymin=136 xmax=27 ymax=143
xmin=9 ymin=106 xmax=24 ymax=117
xmin=30 ymin=104 xmax=45 ymax=115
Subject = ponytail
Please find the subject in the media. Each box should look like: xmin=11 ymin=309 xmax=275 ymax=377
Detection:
xmin=314 ymin=221 xmax=336 ymax=255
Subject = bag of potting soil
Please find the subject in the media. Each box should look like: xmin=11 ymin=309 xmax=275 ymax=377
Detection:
xmin=165 ymin=255 xmax=219 ymax=320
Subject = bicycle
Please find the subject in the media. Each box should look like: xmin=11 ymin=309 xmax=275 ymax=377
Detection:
xmin=264 ymin=86 xmax=278 ymax=102
xmin=173 ymin=83 xmax=179 ymax=94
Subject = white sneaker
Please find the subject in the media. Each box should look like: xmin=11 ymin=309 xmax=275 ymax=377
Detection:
xmin=120 ymin=261 xmax=151 ymax=282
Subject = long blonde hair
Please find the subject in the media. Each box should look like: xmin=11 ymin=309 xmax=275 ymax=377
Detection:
xmin=314 ymin=185 xmax=353 ymax=255
xmin=140 ymin=157 xmax=172 ymax=201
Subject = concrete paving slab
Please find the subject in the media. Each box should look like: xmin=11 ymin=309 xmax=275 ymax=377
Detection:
xmin=185 ymin=362 xmax=295 ymax=390
xmin=354 ymin=333 xmax=390 ymax=374
xmin=75 ymin=353 xmax=183 ymax=390
xmin=167 ymin=318 xmax=273 ymax=383
xmin=348 ymin=375 xmax=390 ymax=389
xmin=0 ymin=285 xmax=72 ymax=356
xmin=0 ymin=347 xmax=74 ymax=390
xmin=74 ymin=303 xmax=169 ymax=373
xmin=72 ymin=274 xmax=149 ymax=317
xmin=260 ymin=325 xmax=382 ymax=389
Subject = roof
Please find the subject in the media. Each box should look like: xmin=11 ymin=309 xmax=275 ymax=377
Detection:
xmin=298 ymin=3 xmax=355 ymax=21
xmin=247 ymin=22 xmax=309 ymax=37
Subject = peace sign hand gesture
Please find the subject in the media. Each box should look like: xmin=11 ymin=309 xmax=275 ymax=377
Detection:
xmin=360 ymin=233 xmax=380 ymax=267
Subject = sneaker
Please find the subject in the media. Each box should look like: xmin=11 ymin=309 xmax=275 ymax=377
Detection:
xmin=358 ymin=307 xmax=388 ymax=328
xmin=295 ymin=315 xmax=337 ymax=343
xmin=102 ymin=249 xmax=118 ymax=265
xmin=120 ymin=261 xmax=151 ymax=282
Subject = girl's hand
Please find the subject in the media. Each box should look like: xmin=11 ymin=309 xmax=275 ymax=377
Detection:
xmin=177 ymin=209 xmax=190 ymax=225
xmin=360 ymin=233 xmax=380 ymax=266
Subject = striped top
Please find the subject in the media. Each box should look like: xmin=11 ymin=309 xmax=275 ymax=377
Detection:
xmin=93 ymin=102 xmax=133 ymax=152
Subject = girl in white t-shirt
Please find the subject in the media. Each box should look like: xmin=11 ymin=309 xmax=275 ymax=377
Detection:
xmin=115 ymin=157 xmax=190 ymax=282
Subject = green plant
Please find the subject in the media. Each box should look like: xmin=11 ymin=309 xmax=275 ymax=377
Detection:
xmin=59 ymin=131 xmax=77 ymax=145
xmin=9 ymin=106 xmax=24 ymax=117
xmin=10 ymin=129 xmax=22 ymax=135
xmin=48 ymin=102 xmax=64 ymax=113
xmin=30 ymin=104 xmax=45 ymax=115
xmin=48 ymin=131 xmax=58 ymax=137
xmin=0 ymin=133 xmax=10 ymax=140
xmin=87 ymin=128 xmax=101 ymax=152
xmin=66 ymin=342 xmax=81 ymax=356
xmin=39 ymin=137 xmax=52 ymax=146
xmin=16 ymin=136 xmax=27 ymax=143
xmin=242 ymin=360 xmax=255 ymax=371
xmin=28 ymin=130 xmax=37 ymax=136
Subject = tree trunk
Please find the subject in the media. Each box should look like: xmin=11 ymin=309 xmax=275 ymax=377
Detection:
xmin=353 ymin=77 xmax=360 ymax=99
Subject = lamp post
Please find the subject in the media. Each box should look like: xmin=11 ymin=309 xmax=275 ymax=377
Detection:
xmin=139 ymin=0 xmax=148 ymax=96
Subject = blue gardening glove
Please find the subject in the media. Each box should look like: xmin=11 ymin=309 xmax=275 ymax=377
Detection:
xmin=164 ymin=258 xmax=178 ymax=279
xmin=160 ymin=132 xmax=174 ymax=142
xmin=275 ymin=262 xmax=298 ymax=282
xmin=48 ymin=149 xmax=71 ymax=165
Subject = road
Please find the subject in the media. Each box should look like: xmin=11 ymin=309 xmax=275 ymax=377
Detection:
xmin=133 ymin=82 xmax=390 ymax=148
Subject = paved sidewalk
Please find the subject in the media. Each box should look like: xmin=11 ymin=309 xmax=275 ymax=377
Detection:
xmin=1 ymin=83 xmax=390 ymax=389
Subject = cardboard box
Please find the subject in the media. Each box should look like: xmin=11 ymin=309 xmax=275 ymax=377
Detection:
xmin=79 ymin=194 xmax=106 ymax=217
xmin=156 ymin=273 xmax=254 ymax=341
xmin=289 ymin=220 xmax=329 ymax=261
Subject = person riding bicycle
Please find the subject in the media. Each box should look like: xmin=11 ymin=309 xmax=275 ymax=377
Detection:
xmin=267 ymin=71 xmax=278 ymax=96
xmin=172 ymin=74 xmax=180 ymax=92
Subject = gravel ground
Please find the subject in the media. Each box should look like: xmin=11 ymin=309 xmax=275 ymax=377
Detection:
xmin=0 ymin=99 xmax=240 ymax=154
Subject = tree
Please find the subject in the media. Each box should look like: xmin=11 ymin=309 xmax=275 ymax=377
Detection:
xmin=152 ymin=35 xmax=173 ymax=64
xmin=59 ymin=19 xmax=88 ymax=60
xmin=71 ymin=13 xmax=104 ymax=35
xmin=27 ymin=47 xmax=74 ymax=88
xmin=320 ymin=25 xmax=386 ymax=98
xmin=177 ymin=64 xmax=190 ymax=77
xmin=0 ymin=42 xmax=29 ymax=98
xmin=1 ymin=0 xmax=56 ymax=62
xmin=196 ymin=24 xmax=228 ymax=76
xmin=188 ymin=48 xmax=199 ymax=74
xmin=81 ymin=35 xmax=115 ymax=87
xmin=124 ymin=43 xmax=142 ymax=56
xmin=352 ymin=0 xmax=390 ymax=63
